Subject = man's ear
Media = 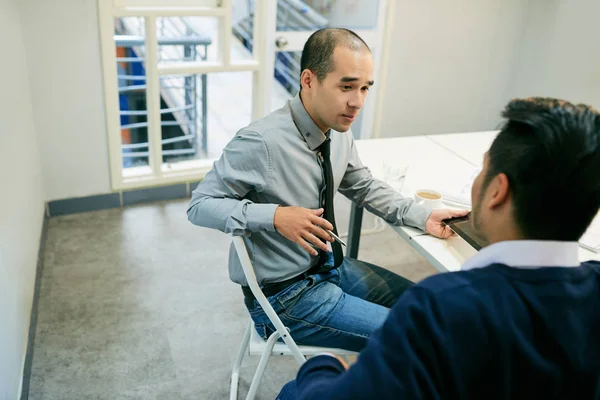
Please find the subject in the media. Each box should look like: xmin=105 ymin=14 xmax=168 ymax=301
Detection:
xmin=487 ymin=173 xmax=511 ymax=209
xmin=300 ymin=69 xmax=313 ymax=91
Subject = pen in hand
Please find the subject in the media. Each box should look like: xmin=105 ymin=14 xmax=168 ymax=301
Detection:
xmin=325 ymin=229 xmax=347 ymax=247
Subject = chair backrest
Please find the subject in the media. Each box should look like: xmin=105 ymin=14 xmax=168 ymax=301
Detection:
xmin=232 ymin=236 xmax=306 ymax=364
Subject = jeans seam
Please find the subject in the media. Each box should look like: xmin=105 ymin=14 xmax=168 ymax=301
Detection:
xmin=343 ymin=268 xmax=378 ymax=294
xmin=280 ymin=312 xmax=370 ymax=340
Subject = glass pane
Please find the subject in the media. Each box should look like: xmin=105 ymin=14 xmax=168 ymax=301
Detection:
xmin=159 ymin=72 xmax=253 ymax=168
xmin=153 ymin=16 xmax=255 ymax=65
xmin=155 ymin=17 xmax=219 ymax=65
xmin=114 ymin=17 xmax=150 ymax=173
xmin=276 ymin=0 xmax=379 ymax=31
xmin=271 ymin=51 xmax=299 ymax=111
xmin=231 ymin=1 xmax=255 ymax=62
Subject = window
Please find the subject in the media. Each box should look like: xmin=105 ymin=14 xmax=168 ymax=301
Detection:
xmin=98 ymin=0 xmax=273 ymax=190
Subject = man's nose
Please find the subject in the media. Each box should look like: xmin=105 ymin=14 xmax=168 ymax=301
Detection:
xmin=348 ymin=92 xmax=364 ymax=110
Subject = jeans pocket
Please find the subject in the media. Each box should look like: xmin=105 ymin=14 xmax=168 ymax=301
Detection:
xmin=276 ymin=276 xmax=315 ymax=309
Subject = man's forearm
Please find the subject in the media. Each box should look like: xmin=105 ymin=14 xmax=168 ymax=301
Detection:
xmin=340 ymin=176 xmax=429 ymax=230
xmin=187 ymin=192 xmax=279 ymax=236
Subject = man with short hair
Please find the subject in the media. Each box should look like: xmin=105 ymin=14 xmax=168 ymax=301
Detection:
xmin=187 ymin=28 xmax=465 ymax=351
xmin=278 ymin=97 xmax=600 ymax=399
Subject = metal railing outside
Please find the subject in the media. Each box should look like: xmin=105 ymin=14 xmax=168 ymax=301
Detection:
xmin=115 ymin=18 xmax=212 ymax=166
xmin=233 ymin=0 xmax=328 ymax=96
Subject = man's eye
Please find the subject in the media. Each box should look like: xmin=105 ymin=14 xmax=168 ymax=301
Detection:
xmin=342 ymin=86 xmax=352 ymax=90
xmin=362 ymin=87 xmax=370 ymax=91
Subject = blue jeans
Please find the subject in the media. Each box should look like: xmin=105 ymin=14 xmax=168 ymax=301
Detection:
xmin=245 ymin=257 xmax=413 ymax=352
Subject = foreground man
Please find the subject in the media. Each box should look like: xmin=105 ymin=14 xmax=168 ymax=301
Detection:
xmin=278 ymin=97 xmax=600 ymax=399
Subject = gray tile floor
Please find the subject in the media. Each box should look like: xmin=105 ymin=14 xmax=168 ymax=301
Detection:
xmin=29 ymin=197 xmax=438 ymax=399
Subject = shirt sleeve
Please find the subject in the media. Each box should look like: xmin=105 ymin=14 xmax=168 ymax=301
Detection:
xmin=294 ymin=286 xmax=449 ymax=400
xmin=337 ymin=137 xmax=429 ymax=230
xmin=187 ymin=130 xmax=280 ymax=236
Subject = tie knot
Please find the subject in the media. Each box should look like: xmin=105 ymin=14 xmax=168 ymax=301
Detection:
xmin=320 ymin=138 xmax=331 ymax=159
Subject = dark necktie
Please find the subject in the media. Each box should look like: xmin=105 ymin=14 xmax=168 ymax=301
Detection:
xmin=319 ymin=138 xmax=344 ymax=268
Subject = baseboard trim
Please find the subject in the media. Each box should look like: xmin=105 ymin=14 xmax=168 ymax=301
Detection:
xmin=47 ymin=181 xmax=201 ymax=217
xmin=20 ymin=211 xmax=49 ymax=400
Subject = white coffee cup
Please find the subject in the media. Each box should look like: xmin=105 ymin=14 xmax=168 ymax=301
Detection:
xmin=413 ymin=189 xmax=444 ymax=211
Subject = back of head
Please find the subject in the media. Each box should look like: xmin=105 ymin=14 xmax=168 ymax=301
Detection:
xmin=299 ymin=28 xmax=370 ymax=89
xmin=486 ymin=97 xmax=600 ymax=241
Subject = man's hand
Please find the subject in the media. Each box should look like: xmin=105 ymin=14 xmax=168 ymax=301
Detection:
xmin=425 ymin=209 xmax=469 ymax=239
xmin=274 ymin=207 xmax=334 ymax=256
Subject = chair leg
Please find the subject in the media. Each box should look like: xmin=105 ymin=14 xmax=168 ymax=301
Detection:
xmin=230 ymin=322 xmax=252 ymax=400
xmin=246 ymin=331 xmax=280 ymax=400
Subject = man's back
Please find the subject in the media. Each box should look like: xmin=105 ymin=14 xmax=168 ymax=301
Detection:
xmin=423 ymin=262 xmax=600 ymax=398
xmin=294 ymin=261 xmax=600 ymax=399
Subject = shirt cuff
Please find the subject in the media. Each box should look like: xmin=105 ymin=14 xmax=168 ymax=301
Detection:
xmin=246 ymin=203 xmax=280 ymax=232
xmin=403 ymin=202 xmax=431 ymax=231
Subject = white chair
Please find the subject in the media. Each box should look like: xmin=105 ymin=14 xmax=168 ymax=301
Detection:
xmin=230 ymin=236 xmax=357 ymax=400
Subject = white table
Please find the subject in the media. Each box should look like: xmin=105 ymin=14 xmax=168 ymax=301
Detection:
xmin=348 ymin=132 xmax=600 ymax=273
xmin=427 ymin=130 xmax=498 ymax=167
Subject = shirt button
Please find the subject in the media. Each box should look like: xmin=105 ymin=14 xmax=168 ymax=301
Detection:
xmin=306 ymin=132 xmax=310 ymax=136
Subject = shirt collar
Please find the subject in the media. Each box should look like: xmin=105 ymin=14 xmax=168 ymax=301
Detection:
xmin=462 ymin=240 xmax=580 ymax=271
xmin=289 ymin=93 xmax=329 ymax=151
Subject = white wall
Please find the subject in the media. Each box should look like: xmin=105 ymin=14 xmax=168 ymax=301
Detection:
xmin=20 ymin=0 xmax=111 ymax=201
xmin=507 ymin=0 xmax=600 ymax=108
xmin=378 ymin=0 xmax=600 ymax=138
xmin=0 ymin=0 xmax=45 ymax=397
xmin=310 ymin=0 xmax=379 ymax=30
xmin=378 ymin=0 xmax=528 ymax=137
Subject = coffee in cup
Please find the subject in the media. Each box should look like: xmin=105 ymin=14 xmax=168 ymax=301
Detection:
xmin=416 ymin=191 xmax=442 ymax=200
xmin=413 ymin=189 xmax=444 ymax=211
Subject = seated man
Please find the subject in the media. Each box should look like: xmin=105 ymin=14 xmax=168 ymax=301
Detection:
xmin=187 ymin=28 xmax=464 ymax=352
xmin=278 ymin=97 xmax=600 ymax=399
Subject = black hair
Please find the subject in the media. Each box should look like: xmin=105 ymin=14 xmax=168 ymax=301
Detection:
xmin=299 ymin=28 xmax=370 ymax=90
xmin=484 ymin=97 xmax=600 ymax=240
